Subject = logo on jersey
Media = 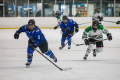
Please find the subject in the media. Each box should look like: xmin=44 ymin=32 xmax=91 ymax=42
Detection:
xmin=93 ymin=35 xmax=98 ymax=38
xmin=36 ymin=29 xmax=39 ymax=32
xmin=25 ymin=25 xmax=26 ymax=29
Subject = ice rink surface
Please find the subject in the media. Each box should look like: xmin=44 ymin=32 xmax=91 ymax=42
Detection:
xmin=0 ymin=29 xmax=120 ymax=80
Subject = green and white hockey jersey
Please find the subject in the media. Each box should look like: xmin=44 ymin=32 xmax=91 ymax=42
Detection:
xmin=57 ymin=16 xmax=62 ymax=26
xmin=82 ymin=24 xmax=109 ymax=41
xmin=92 ymin=12 xmax=104 ymax=23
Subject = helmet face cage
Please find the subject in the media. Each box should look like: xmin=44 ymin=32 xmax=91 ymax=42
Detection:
xmin=92 ymin=20 xmax=99 ymax=26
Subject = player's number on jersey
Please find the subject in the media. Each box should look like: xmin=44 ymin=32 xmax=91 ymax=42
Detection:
xmin=38 ymin=35 xmax=40 ymax=39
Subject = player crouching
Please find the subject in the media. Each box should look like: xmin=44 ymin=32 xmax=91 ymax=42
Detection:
xmin=82 ymin=20 xmax=112 ymax=60
xmin=14 ymin=19 xmax=57 ymax=67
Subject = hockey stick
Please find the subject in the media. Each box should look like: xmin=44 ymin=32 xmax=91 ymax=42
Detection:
xmin=76 ymin=39 xmax=108 ymax=46
xmin=95 ymin=39 xmax=108 ymax=42
xmin=103 ymin=20 xmax=116 ymax=23
xmin=35 ymin=49 xmax=71 ymax=71
xmin=71 ymin=40 xmax=84 ymax=46
xmin=59 ymin=32 xmax=76 ymax=49
xmin=52 ymin=21 xmax=92 ymax=29
xmin=76 ymin=43 xmax=84 ymax=46
xmin=71 ymin=40 xmax=77 ymax=45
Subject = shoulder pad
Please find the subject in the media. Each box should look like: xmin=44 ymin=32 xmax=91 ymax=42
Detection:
xmin=61 ymin=21 xmax=64 ymax=24
xmin=94 ymin=12 xmax=97 ymax=14
xmin=85 ymin=26 xmax=92 ymax=32
xmin=24 ymin=25 xmax=28 ymax=29
xmin=23 ymin=24 xmax=28 ymax=29
xmin=57 ymin=16 xmax=61 ymax=19
xmin=69 ymin=19 xmax=73 ymax=22
xmin=98 ymin=24 xmax=104 ymax=30
xmin=60 ymin=23 xmax=63 ymax=26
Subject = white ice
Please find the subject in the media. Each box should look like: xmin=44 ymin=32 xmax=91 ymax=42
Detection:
xmin=0 ymin=29 xmax=120 ymax=80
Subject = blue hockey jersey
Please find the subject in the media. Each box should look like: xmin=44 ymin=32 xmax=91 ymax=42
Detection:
xmin=18 ymin=24 xmax=45 ymax=45
xmin=60 ymin=19 xmax=79 ymax=34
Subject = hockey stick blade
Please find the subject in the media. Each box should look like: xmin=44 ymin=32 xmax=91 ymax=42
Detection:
xmin=61 ymin=67 xmax=71 ymax=71
xmin=76 ymin=44 xmax=84 ymax=46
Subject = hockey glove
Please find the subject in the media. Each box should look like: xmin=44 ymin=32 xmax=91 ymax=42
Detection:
xmin=14 ymin=31 xmax=20 ymax=39
xmin=65 ymin=28 xmax=70 ymax=34
xmin=116 ymin=21 xmax=120 ymax=24
xmin=54 ymin=26 xmax=58 ymax=29
xmin=29 ymin=43 xmax=37 ymax=50
xmin=107 ymin=33 xmax=112 ymax=41
xmin=62 ymin=29 xmax=65 ymax=32
xmin=97 ymin=16 xmax=103 ymax=21
xmin=75 ymin=28 xmax=79 ymax=33
xmin=84 ymin=39 xmax=89 ymax=45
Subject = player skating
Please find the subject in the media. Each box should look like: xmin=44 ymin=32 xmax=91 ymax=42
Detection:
xmin=92 ymin=7 xmax=104 ymax=24
xmin=82 ymin=20 xmax=112 ymax=60
xmin=14 ymin=19 xmax=57 ymax=67
xmin=54 ymin=11 xmax=62 ymax=29
xmin=59 ymin=15 xmax=79 ymax=49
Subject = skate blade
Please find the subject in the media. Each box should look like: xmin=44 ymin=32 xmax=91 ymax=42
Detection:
xmin=26 ymin=65 xmax=30 ymax=68
xmin=59 ymin=47 xmax=63 ymax=50
xmin=83 ymin=57 xmax=87 ymax=60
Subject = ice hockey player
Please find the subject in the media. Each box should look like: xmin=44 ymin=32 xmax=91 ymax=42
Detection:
xmin=82 ymin=20 xmax=112 ymax=60
xmin=116 ymin=21 xmax=120 ymax=24
xmin=14 ymin=19 xmax=57 ymax=67
xmin=92 ymin=7 xmax=104 ymax=24
xmin=59 ymin=15 xmax=79 ymax=49
xmin=54 ymin=11 xmax=62 ymax=29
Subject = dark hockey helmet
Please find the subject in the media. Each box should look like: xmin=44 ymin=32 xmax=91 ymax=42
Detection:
xmin=97 ymin=7 xmax=100 ymax=9
xmin=62 ymin=15 xmax=68 ymax=20
xmin=28 ymin=19 xmax=35 ymax=25
xmin=28 ymin=19 xmax=35 ymax=31
xmin=92 ymin=20 xmax=99 ymax=30
xmin=97 ymin=7 xmax=100 ymax=12
xmin=55 ymin=11 xmax=61 ymax=18
xmin=92 ymin=20 xmax=99 ymax=26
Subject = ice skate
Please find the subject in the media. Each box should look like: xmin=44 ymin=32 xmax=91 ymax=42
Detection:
xmin=68 ymin=45 xmax=71 ymax=49
xmin=93 ymin=49 xmax=97 ymax=57
xmin=59 ymin=43 xmax=65 ymax=50
xmin=53 ymin=56 xmax=57 ymax=62
xmin=59 ymin=46 xmax=64 ymax=50
xmin=83 ymin=54 xmax=88 ymax=60
xmin=25 ymin=62 xmax=31 ymax=68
